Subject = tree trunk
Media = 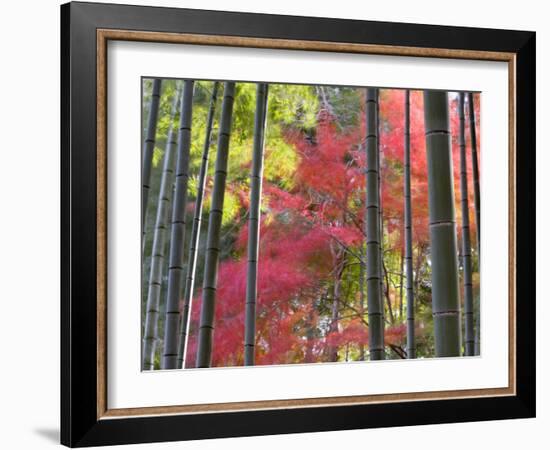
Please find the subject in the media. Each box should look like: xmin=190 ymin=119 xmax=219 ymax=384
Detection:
xmin=177 ymin=82 xmax=220 ymax=369
xmin=161 ymin=80 xmax=194 ymax=370
xmin=244 ymin=83 xmax=269 ymax=366
xmin=195 ymin=82 xmax=236 ymax=368
xmin=467 ymin=92 xmax=481 ymax=356
xmin=365 ymin=88 xmax=385 ymax=360
xmin=423 ymin=90 xmax=461 ymax=357
xmin=142 ymin=83 xmax=180 ymax=370
xmin=404 ymin=90 xmax=416 ymax=358
xmin=328 ymin=255 xmax=345 ymax=362
xmin=458 ymin=93 xmax=475 ymax=356
xmin=142 ymin=79 xmax=162 ymax=248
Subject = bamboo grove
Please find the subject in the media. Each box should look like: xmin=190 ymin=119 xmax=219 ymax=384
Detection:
xmin=141 ymin=79 xmax=481 ymax=369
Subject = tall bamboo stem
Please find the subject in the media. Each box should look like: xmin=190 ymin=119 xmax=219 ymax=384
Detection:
xmin=195 ymin=82 xmax=236 ymax=368
xmin=244 ymin=83 xmax=269 ymax=366
xmin=162 ymin=80 xmax=194 ymax=369
xmin=377 ymin=90 xmax=385 ymax=328
xmin=142 ymin=83 xmax=181 ymax=370
xmin=366 ymin=88 xmax=385 ymax=360
xmin=423 ymin=90 xmax=461 ymax=357
xmin=467 ymin=92 xmax=481 ymax=356
xmin=177 ymin=82 xmax=220 ymax=369
xmin=467 ymin=93 xmax=481 ymax=253
xmin=142 ymin=79 xmax=162 ymax=247
xmin=458 ymin=93 xmax=475 ymax=356
xmin=404 ymin=90 xmax=416 ymax=358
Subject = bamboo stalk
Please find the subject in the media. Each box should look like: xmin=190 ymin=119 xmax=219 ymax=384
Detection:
xmin=423 ymin=90 xmax=461 ymax=357
xmin=142 ymin=83 xmax=181 ymax=370
xmin=365 ymin=88 xmax=385 ymax=360
xmin=458 ymin=93 xmax=475 ymax=356
xmin=377 ymin=90 xmax=386 ymax=330
xmin=244 ymin=83 xmax=269 ymax=366
xmin=161 ymin=80 xmax=195 ymax=370
xmin=195 ymin=82 xmax=236 ymax=368
xmin=142 ymin=79 xmax=162 ymax=248
xmin=404 ymin=90 xmax=416 ymax=358
xmin=177 ymin=82 xmax=220 ymax=369
xmin=467 ymin=93 xmax=481 ymax=253
xmin=467 ymin=92 xmax=481 ymax=356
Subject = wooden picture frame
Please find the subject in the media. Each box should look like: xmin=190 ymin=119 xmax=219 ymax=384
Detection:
xmin=61 ymin=1 xmax=535 ymax=446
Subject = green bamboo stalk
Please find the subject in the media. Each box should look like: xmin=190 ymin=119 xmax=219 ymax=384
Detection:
xmin=376 ymin=91 xmax=394 ymax=328
xmin=195 ymin=82 xmax=236 ymax=368
xmin=377 ymin=90 xmax=386 ymax=327
xmin=404 ymin=90 xmax=416 ymax=358
xmin=161 ymin=80 xmax=195 ymax=370
xmin=467 ymin=93 xmax=481 ymax=253
xmin=359 ymin=134 xmax=369 ymax=362
xmin=366 ymin=88 xmax=385 ymax=360
xmin=467 ymin=92 xmax=481 ymax=356
xmin=177 ymin=82 xmax=220 ymax=369
xmin=142 ymin=83 xmax=181 ymax=371
xmin=142 ymin=79 xmax=162 ymax=246
xmin=244 ymin=83 xmax=269 ymax=366
xmin=458 ymin=93 xmax=475 ymax=356
xmin=423 ymin=90 xmax=461 ymax=357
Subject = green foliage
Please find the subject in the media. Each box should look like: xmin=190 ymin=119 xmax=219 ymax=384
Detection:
xmin=152 ymin=146 xmax=164 ymax=168
xmin=269 ymin=84 xmax=318 ymax=129
xmin=264 ymin=127 xmax=299 ymax=189
xmin=232 ymin=83 xmax=256 ymax=144
xmin=155 ymin=79 xmax=181 ymax=139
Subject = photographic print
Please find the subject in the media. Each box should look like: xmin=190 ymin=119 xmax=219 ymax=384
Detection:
xmin=62 ymin=4 xmax=534 ymax=444
xmin=141 ymin=79 xmax=481 ymax=370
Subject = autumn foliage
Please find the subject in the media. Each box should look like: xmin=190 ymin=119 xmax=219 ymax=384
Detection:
xmin=177 ymin=87 xmax=480 ymax=367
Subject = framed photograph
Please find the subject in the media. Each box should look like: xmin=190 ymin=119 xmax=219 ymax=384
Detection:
xmin=61 ymin=1 xmax=535 ymax=447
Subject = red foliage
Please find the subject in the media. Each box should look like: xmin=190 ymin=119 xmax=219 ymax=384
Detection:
xmin=184 ymin=89 xmax=480 ymax=367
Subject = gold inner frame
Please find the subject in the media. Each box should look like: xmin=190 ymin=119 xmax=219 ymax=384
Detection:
xmin=96 ymin=29 xmax=517 ymax=420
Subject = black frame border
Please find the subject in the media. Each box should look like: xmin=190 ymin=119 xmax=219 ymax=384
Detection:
xmin=61 ymin=1 xmax=535 ymax=447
